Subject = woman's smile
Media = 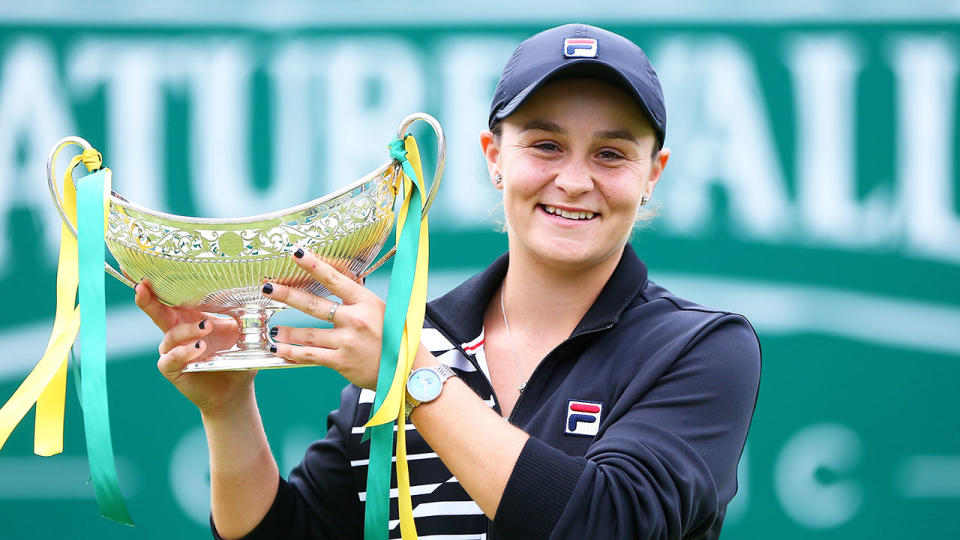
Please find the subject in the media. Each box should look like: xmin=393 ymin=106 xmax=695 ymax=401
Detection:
xmin=538 ymin=204 xmax=599 ymax=223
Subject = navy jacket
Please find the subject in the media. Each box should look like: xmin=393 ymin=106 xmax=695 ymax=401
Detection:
xmin=213 ymin=245 xmax=761 ymax=539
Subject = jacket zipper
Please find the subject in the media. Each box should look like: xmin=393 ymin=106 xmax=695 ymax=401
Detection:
xmin=429 ymin=312 xmax=618 ymax=421
xmin=506 ymin=322 xmax=615 ymax=422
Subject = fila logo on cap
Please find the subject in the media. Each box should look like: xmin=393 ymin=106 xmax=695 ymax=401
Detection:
xmin=565 ymin=399 xmax=603 ymax=436
xmin=563 ymin=38 xmax=598 ymax=58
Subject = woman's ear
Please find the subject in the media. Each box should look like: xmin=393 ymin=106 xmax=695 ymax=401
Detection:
xmin=480 ymin=130 xmax=502 ymax=189
xmin=645 ymin=147 xmax=670 ymax=199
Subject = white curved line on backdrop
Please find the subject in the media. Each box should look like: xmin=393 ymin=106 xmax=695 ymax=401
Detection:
xmin=1 ymin=271 xmax=958 ymax=383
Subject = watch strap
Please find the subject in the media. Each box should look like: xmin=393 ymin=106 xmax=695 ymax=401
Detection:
xmin=431 ymin=363 xmax=456 ymax=385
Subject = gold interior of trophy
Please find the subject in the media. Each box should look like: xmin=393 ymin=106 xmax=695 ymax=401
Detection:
xmin=104 ymin=162 xmax=400 ymax=312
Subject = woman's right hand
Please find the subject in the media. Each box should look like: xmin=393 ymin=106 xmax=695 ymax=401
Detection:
xmin=134 ymin=280 xmax=254 ymax=417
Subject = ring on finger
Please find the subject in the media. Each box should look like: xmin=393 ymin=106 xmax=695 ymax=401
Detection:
xmin=327 ymin=301 xmax=341 ymax=324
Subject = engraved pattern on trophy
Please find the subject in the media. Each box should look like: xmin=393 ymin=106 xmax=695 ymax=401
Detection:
xmin=104 ymin=167 xmax=400 ymax=312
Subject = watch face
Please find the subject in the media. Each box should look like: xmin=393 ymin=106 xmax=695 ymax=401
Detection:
xmin=407 ymin=369 xmax=443 ymax=403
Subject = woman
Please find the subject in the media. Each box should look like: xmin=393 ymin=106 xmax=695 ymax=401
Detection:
xmin=136 ymin=23 xmax=760 ymax=540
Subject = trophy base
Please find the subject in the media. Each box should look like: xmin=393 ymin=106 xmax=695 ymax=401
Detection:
xmin=182 ymin=306 xmax=311 ymax=373
xmin=183 ymin=351 xmax=309 ymax=372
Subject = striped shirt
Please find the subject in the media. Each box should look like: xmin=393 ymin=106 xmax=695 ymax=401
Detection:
xmin=349 ymin=328 xmax=493 ymax=539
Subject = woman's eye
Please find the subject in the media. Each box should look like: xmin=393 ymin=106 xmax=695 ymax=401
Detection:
xmin=533 ymin=142 xmax=560 ymax=152
xmin=597 ymin=150 xmax=624 ymax=161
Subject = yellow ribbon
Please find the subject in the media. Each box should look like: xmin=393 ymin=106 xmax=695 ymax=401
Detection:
xmin=397 ymin=140 xmax=430 ymax=540
xmin=0 ymin=143 xmax=102 ymax=455
xmin=364 ymin=136 xmax=430 ymax=539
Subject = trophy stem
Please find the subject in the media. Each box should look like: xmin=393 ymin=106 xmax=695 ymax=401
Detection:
xmin=236 ymin=306 xmax=272 ymax=352
xmin=182 ymin=305 xmax=306 ymax=372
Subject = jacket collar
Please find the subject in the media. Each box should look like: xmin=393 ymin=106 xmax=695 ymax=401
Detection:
xmin=426 ymin=243 xmax=649 ymax=346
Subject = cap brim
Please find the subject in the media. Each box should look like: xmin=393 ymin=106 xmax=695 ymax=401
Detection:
xmin=492 ymin=59 xmax=663 ymax=144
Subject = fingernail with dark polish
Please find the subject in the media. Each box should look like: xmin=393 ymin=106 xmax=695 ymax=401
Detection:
xmin=262 ymin=283 xmax=274 ymax=294
xmin=269 ymin=344 xmax=278 ymax=353
xmin=294 ymin=248 xmax=304 ymax=259
xmin=195 ymin=340 xmax=201 ymax=349
xmin=269 ymin=326 xmax=278 ymax=338
xmin=199 ymin=319 xmax=206 ymax=330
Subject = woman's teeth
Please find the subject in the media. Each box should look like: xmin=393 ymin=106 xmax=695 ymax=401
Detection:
xmin=543 ymin=205 xmax=596 ymax=220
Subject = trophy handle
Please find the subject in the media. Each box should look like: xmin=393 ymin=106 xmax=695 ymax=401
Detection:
xmin=397 ymin=112 xmax=445 ymax=219
xmin=46 ymin=137 xmax=137 ymax=289
xmin=358 ymin=112 xmax=446 ymax=280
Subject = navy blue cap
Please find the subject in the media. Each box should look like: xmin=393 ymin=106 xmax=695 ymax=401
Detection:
xmin=489 ymin=23 xmax=666 ymax=146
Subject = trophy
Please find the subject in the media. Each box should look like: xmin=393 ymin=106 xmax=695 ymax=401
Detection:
xmin=46 ymin=113 xmax=444 ymax=372
xmin=0 ymin=112 xmax=441 ymax=527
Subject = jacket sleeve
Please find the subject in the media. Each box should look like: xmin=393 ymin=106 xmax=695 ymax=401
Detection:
xmin=492 ymin=314 xmax=761 ymax=540
xmin=211 ymin=384 xmax=364 ymax=540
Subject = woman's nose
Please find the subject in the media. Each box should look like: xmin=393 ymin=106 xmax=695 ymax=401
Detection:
xmin=553 ymin=160 xmax=594 ymax=196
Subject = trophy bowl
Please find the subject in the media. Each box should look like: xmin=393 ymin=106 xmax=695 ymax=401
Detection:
xmin=47 ymin=113 xmax=444 ymax=372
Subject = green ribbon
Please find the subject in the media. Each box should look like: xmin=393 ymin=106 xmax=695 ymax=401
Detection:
xmin=77 ymin=169 xmax=134 ymax=525
xmin=362 ymin=137 xmax=426 ymax=540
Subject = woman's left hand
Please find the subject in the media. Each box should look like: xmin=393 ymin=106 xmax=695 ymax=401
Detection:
xmin=261 ymin=248 xmax=385 ymax=389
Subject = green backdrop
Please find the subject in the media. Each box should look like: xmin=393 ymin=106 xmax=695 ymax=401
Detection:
xmin=1 ymin=5 xmax=959 ymax=539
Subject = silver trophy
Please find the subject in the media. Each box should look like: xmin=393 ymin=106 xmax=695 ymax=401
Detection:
xmin=47 ymin=113 xmax=444 ymax=372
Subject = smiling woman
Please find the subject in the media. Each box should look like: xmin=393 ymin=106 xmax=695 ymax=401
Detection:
xmin=482 ymin=77 xmax=668 ymax=276
xmin=135 ymin=23 xmax=761 ymax=540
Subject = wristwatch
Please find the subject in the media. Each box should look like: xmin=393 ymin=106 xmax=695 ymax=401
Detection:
xmin=404 ymin=364 xmax=456 ymax=419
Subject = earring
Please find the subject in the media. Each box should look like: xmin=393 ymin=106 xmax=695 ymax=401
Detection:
xmin=640 ymin=195 xmax=649 ymax=206
xmin=495 ymin=174 xmax=503 ymax=185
